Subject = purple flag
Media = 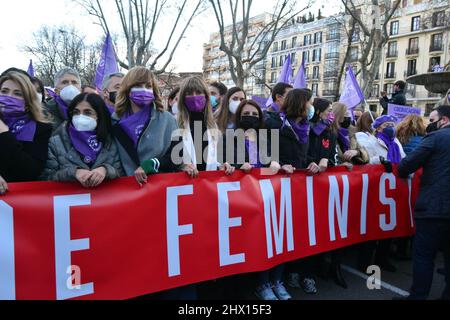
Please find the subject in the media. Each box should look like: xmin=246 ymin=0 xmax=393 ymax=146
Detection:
xmin=94 ymin=33 xmax=119 ymax=92
xmin=339 ymin=65 xmax=365 ymax=114
xmin=27 ymin=60 xmax=35 ymax=77
xmin=266 ymin=54 xmax=292 ymax=107
xmin=293 ymin=59 xmax=307 ymax=89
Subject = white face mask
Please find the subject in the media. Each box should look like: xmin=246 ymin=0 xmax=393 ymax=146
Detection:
xmin=72 ymin=115 xmax=97 ymax=132
xmin=36 ymin=93 xmax=43 ymax=103
xmin=229 ymin=100 xmax=241 ymax=114
xmin=60 ymin=85 xmax=81 ymax=103
xmin=171 ymin=103 xmax=178 ymax=116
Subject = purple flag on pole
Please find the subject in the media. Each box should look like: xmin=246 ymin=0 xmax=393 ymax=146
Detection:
xmin=27 ymin=60 xmax=35 ymax=77
xmin=339 ymin=65 xmax=365 ymax=114
xmin=293 ymin=59 xmax=307 ymax=89
xmin=266 ymin=54 xmax=292 ymax=107
xmin=94 ymin=33 xmax=119 ymax=92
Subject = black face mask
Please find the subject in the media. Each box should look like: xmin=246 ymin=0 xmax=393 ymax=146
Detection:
xmin=426 ymin=118 xmax=442 ymax=134
xmin=240 ymin=116 xmax=260 ymax=130
xmin=109 ymin=91 xmax=117 ymax=104
xmin=340 ymin=117 xmax=352 ymax=129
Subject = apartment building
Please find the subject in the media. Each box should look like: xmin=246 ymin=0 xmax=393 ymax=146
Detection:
xmin=202 ymin=13 xmax=272 ymax=96
xmin=203 ymin=1 xmax=449 ymax=113
xmin=366 ymin=0 xmax=449 ymax=115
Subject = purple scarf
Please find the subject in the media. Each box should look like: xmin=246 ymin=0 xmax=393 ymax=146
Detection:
xmin=376 ymin=132 xmax=401 ymax=164
xmin=338 ymin=128 xmax=350 ymax=152
xmin=119 ymin=105 xmax=152 ymax=147
xmin=105 ymin=103 xmax=115 ymax=115
xmin=0 ymin=95 xmax=37 ymax=142
xmin=312 ymin=120 xmax=331 ymax=136
xmin=281 ymin=113 xmax=309 ymax=144
xmin=245 ymin=139 xmax=263 ymax=168
xmin=270 ymin=103 xmax=281 ymax=113
xmin=68 ymin=125 xmax=103 ymax=164
xmin=46 ymin=89 xmax=69 ymax=119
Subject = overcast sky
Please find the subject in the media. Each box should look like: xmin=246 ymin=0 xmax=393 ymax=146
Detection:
xmin=0 ymin=0 xmax=341 ymax=75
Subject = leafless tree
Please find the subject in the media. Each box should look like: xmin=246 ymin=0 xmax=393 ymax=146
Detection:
xmin=341 ymin=0 xmax=401 ymax=97
xmin=22 ymin=25 xmax=100 ymax=86
xmin=75 ymin=0 xmax=206 ymax=73
xmin=209 ymin=0 xmax=313 ymax=88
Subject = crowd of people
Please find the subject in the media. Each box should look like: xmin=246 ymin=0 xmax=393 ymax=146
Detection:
xmin=0 ymin=65 xmax=449 ymax=301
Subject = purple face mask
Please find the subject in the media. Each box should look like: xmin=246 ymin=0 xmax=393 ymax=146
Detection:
xmin=0 ymin=95 xmax=26 ymax=117
xmin=185 ymin=95 xmax=206 ymax=113
xmin=130 ymin=88 xmax=155 ymax=109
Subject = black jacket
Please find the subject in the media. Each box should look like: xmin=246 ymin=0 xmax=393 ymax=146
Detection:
xmin=307 ymin=122 xmax=337 ymax=167
xmin=0 ymin=122 xmax=52 ymax=182
xmin=223 ymin=134 xmax=272 ymax=169
xmin=380 ymin=90 xmax=407 ymax=115
xmin=265 ymin=112 xmax=309 ymax=169
xmin=398 ymin=125 xmax=450 ymax=220
xmin=43 ymin=99 xmax=66 ymax=132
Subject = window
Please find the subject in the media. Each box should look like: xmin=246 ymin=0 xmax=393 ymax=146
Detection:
xmin=432 ymin=11 xmax=445 ymax=28
xmin=350 ymin=47 xmax=358 ymax=62
xmin=386 ymin=62 xmax=395 ymax=78
xmin=281 ymin=40 xmax=287 ymax=50
xmin=390 ymin=21 xmax=399 ymax=35
xmin=352 ymin=28 xmax=360 ymax=42
xmin=302 ymin=50 xmax=310 ymax=63
xmin=271 ymin=72 xmax=277 ymax=83
xmin=384 ymin=83 xmax=394 ymax=95
xmin=304 ymin=34 xmax=311 ymax=46
xmin=430 ymin=33 xmax=443 ymax=51
xmin=279 ymin=56 xmax=284 ymax=67
xmin=271 ymin=57 xmax=276 ymax=68
xmin=305 ymin=67 xmax=309 ymax=79
xmin=407 ymin=59 xmax=417 ymax=76
xmin=429 ymin=56 xmax=441 ymax=71
xmin=425 ymin=104 xmax=435 ymax=117
xmin=314 ymin=32 xmax=322 ymax=44
xmin=371 ymin=84 xmax=379 ymax=98
xmin=387 ymin=41 xmax=397 ymax=57
xmin=312 ymin=49 xmax=321 ymax=62
xmin=328 ymin=28 xmax=339 ymax=40
xmin=407 ymin=37 xmax=419 ymax=54
xmin=291 ymin=53 xmax=296 ymax=65
xmin=273 ymin=42 xmax=278 ymax=52
xmin=292 ymin=37 xmax=297 ymax=48
xmin=312 ymin=83 xmax=319 ymax=96
xmin=411 ymin=16 xmax=420 ymax=32
xmin=313 ymin=66 xmax=320 ymax=79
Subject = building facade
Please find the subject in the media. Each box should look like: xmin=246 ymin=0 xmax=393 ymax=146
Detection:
xmin=203 ymin=1 xmax=449 ymax=114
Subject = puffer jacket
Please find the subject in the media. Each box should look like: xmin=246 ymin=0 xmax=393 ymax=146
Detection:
xmin=42 ymin=123 xmax=123 ymax=182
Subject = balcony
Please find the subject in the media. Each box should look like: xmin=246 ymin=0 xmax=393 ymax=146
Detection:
xmin=322 ymin=90 xmax=337 ymax=96
xmin=386 ymin=50 xmax=398 ymax=58
xmin=385 ymin=72 xmax=397 ymax=79
xmin=312 ymin=74 xmax=320 ymax=80
xmin=326 ymin=34 xmax=340 ymax=41
xmin=324 ymin=71 xmax=339 ymax=78
xmin=349 ymin=56 xmax=359 ymax=63
xmin=430 ymin=44 xmax=443 ymax=52
xmin=406 ymin=47 xmax=419 ymax=55
xmin=405 ymin=70 xmax=417 ymax=77
xmin=325 ymin=52 xmax=340 ymax=60
xmin=428 ymin=92 xmax=441 ymax=98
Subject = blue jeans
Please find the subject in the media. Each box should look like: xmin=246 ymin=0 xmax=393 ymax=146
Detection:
xmin=408 ymin=219 xmax=450 ymax=300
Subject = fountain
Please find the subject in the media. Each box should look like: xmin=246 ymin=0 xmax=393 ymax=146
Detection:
xmin=406 ymin=62 xmax=450 ymax=95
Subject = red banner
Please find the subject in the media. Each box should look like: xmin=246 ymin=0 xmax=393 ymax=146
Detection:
xmin=0 ymin=165 xmax=420 ymax=300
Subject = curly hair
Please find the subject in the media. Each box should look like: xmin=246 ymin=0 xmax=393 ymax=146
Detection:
xmin=396 ymin=114 xmax=426 ymax=145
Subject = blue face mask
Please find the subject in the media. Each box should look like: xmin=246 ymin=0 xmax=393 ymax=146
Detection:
xmin=307 ymin=106 xmax=315 ymax=121
xmin=382 ymin=126 xmax=396 ymax=139
xmin=210 ymin=96 xmax=218 ymax=108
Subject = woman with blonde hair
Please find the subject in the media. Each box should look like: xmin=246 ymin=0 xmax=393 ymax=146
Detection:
xmin=0 ymin=71 xmax=52 ymax=194
xmin=396 ymin=114 xmax=426 ymax=155
xmin=111 ymin=66 xmax=178 ymax=184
